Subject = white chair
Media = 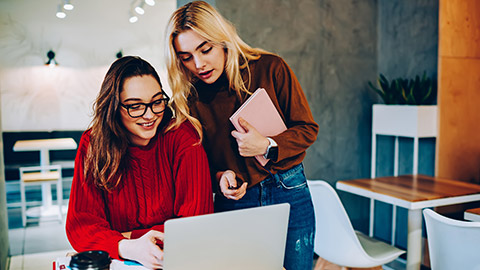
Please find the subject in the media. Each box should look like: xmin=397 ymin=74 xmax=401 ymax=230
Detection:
xmin=19 ymin=165 xmax=63 ymax=226
xmin=307 ymin=180 xmax=405 ymax=269
xmin=423 ymin=208 xmax=480 ymax=270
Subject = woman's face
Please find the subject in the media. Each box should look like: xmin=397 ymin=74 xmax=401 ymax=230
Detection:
xmin=174 ymin=29 xmax=226 ymax=84
xmin=119 ymin=75 xmax=166 ymax=146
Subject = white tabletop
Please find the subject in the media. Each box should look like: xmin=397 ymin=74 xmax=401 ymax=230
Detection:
xmin=13 ymin=138 xmax=77 ymax=152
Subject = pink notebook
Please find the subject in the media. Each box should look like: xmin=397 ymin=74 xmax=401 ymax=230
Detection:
xmin=229 ymin=88 xmax=287 ymax=166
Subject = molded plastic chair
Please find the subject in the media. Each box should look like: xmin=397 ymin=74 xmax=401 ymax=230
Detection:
xmin=423 ymin=208 xmax=480 ymax=270
xmin=307 ymin=180 xmax=405 ymax=269
xmin=20 ymin=165 xmax=63 ymax=226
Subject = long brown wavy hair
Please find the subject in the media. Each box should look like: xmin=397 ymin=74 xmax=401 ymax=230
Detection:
xmin=85 ymin=56 xmax=173 ymax=191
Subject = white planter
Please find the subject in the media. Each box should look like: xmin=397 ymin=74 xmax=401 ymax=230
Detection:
xmin=372 ymin=104 xmax=438 ymax=138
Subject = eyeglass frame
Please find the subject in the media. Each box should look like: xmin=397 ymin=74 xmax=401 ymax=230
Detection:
xmin=120 ymin=95 xmax=170 ymax=118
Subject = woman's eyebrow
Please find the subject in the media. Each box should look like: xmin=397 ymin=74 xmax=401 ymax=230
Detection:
xmin=151 ymin=92 xmax=165 ymax=99
xmin=123 ymin=92 xmax=164 ymax=103
xmin=177 ymin=41 xmax=209 ymax=54
xmin=123 ymin=97 xmax=142 ymax=103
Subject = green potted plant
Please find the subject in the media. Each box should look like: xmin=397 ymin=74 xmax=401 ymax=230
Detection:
xmin=368 ymin=72 xmax=437 ymax=105
xmin=368 ymin=72 xmax=438 ymax=178
xmin=369 ymin=72 xmax=438 ymax=157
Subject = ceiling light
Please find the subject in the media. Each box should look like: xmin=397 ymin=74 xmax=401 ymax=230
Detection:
xmin=145 ymin=0 xmax=155 ymax=6
xmin=129 ymin=13 xmax=138 ymax=23
xmin=135 ymin=2 xmax=145 ymax=15
xmin=56 ymin=5 xmax=66 ymax=18
xmin=63 ymin=0 xmax=74 ymax=10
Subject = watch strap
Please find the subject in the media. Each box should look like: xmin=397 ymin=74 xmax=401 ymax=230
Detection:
xmin=264 ymin=137 xmax=278 ymax=160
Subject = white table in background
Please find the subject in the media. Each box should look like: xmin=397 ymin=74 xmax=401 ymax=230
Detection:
xmin=13 ymin=138 xmax=77 ymax=218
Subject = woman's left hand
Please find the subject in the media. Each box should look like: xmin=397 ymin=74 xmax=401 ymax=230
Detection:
xmin=231 ymin=117 xmax=270 ymax=157
xmin=118 ymin=230 xmax=164 ymax=269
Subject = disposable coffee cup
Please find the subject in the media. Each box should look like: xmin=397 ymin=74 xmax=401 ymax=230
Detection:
xmin=69 ymin=250 xmax=111 ymax=270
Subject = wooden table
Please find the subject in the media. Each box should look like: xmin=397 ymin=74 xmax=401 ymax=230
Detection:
xmin=336 ymin=174 xmax=480 ymax=270
xmin=13 ymin=138 xmax=77 ymax=217
xmin=464 ymin=207 xmax=480 ymax=222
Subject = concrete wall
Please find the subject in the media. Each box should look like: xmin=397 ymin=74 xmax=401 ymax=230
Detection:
xmin=378 ymin=0 xmax=439 ymax=79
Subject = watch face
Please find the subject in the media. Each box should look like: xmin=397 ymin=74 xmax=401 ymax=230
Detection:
xmin=267 ymin=146 xmax=278 ymax=160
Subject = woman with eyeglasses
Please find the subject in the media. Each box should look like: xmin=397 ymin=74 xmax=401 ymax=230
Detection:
xmin=66 ymin=56 xmax=213 ymax=269
xmin=165 ymin=2 xmax=319 ymax=270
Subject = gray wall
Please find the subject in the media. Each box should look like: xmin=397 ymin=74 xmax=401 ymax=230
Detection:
xmin=378 ymin=0 xmax=439 ymax=79
xmin=178 ymin=0 xmax=215 ymax=7
xmin=215 ymin=0 xmax=439 ymax=248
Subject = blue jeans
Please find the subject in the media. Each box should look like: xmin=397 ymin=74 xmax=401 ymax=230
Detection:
xmin=215 ymin=164 xmax=315 ymax=270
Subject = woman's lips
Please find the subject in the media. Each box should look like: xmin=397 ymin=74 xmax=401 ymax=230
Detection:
xmin=199 ymin=70 xmax=213 ymax=80
xmin=138 ymin=120 xmax=156 ymax=129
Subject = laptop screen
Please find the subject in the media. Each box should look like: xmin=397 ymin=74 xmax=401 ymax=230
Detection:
xmin=163 ymin=203 xmax=290 ymax=270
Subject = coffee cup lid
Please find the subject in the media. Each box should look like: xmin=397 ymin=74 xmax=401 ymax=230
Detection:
xmin=70 ymin=250 xmax=111 ymax=270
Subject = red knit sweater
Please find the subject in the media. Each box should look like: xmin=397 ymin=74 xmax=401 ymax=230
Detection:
xmin=66 ymin=121 xmax=214 ymax=259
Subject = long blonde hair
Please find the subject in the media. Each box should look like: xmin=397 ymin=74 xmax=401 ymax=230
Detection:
xmin=165 ymin=1 xmax=268 ymax=138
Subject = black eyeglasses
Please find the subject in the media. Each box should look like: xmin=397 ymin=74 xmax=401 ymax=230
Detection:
xmin=120 ymin=96 xmax=170 ymax=118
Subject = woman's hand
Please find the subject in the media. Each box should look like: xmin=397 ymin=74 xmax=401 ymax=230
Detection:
xmin=118 ymin=230 xmax=164 ymax=269
xmin=231 ymin=117 xmax=270 ymax=157
xmin=217 ymin=170 xmax=248 ymax=200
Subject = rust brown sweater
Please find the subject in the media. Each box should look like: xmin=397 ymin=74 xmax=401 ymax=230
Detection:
xmin=189 ymin=53 xmax=318 ymax=187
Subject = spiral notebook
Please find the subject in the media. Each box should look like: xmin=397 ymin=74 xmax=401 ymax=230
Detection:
xmin=229 ymin=88 xmax=287 ymax=166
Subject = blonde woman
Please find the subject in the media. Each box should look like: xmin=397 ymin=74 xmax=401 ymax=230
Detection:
xmin=66 ymin=56 xmax=213 ymax=269
xmin=165 ymin=2 xmax=319 ymax=270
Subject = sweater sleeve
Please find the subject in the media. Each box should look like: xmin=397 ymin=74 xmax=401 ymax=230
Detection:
xmin=171 ymin=124 xmax=214 ymax=218
xmin=268 ymin=56 xmax=319 ymax=163
xmin=65 ymin=131 xmax=126 ymax=259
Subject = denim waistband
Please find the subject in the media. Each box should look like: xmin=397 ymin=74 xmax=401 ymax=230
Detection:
xmin=262 ymin=163 xmax=304 ymax=185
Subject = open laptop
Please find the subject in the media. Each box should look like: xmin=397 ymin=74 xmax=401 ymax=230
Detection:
xmin=163 ymin=203 xmax=290 ymax=270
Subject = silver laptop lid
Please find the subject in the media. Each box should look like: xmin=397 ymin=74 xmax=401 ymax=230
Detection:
xmin=163 ymin=203 xmax=290 ymax=270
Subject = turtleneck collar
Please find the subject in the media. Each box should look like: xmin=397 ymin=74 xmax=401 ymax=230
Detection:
xmin=194 ymin=72 xmax=230 ymax=103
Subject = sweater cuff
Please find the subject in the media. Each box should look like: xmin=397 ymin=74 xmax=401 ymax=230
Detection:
xmin=130 ymin=228 xmax=150 ymax=240
xmin=130 ymin=224 xmax=165 ymax=239
xmin=107 ymin=235 xmax=127 ymax=260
